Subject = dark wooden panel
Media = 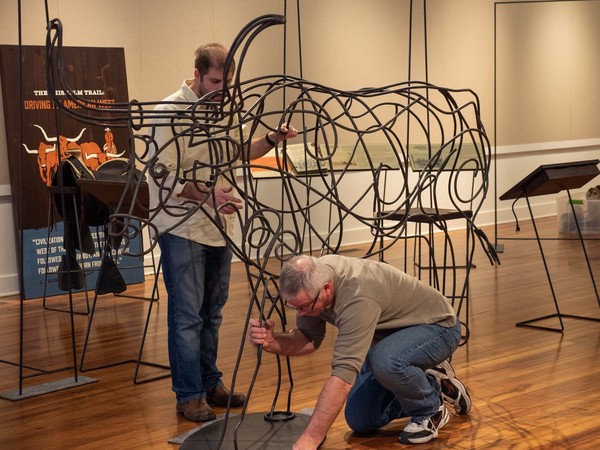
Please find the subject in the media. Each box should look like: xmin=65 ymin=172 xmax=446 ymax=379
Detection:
xmin=0 ymin=45 xmax=130 ymax=231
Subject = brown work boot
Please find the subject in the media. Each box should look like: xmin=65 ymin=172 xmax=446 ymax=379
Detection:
xmin=206 ymin=383 xmax=246 ymax=407
xmin=176 ymin=397 xmax=216 ymax=422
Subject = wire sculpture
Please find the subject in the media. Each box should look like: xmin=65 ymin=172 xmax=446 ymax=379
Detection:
xmin=44 ymin=13 xmax=498 ymax=447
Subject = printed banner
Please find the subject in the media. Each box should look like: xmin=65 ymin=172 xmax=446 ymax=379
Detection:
xmin=23 ymin=222 xmax=144 ymax=299
xmin=0 ymin=45 xmax=145 ymax=299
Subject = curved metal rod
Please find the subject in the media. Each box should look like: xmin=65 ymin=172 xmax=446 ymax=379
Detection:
xmin=43 ymin=15 xmax=498 ymax=446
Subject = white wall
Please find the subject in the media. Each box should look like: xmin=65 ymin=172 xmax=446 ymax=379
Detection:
xmin=1 ymin=0 xmax=599 ymax=296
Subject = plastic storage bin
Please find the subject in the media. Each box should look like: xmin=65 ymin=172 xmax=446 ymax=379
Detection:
xmin=557 ymin=195 xmax=600 ymax=234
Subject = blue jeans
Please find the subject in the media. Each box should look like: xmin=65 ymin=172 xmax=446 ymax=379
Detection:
xmin=158 ymin=233 xmax=233 ymax=403
xmin=344 ymin=321 xmax=461 ymax=432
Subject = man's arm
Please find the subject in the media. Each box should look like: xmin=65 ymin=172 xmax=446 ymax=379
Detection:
xmin=246 ymin=124 xmax=298 ymax=160
xmin=293 ymin=375 xmax=353 ymax=450
xmin=174 ymin=125 xmax=298 ymax=212
xmin=248 ymin=319 xmax=316 ymax=356
xmin=249 ymin=319 xmax=351 ymax=449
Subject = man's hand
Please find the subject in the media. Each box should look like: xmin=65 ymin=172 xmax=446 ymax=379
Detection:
xmin=270 ymin=123 xmax=299 ymax=144
xmin=206 ymin=185 xmax=242 ymax=214
xmin=248 ymin=318 xmax=275 ymax=350
xmin=293 ymin=376 xmax=353 ymax=450
xmin=292 ymin=435 xmax=324 ymax=450
xmin=179 ymin=183 xmax=242 ymax=214
xmin=248 ymin=123 xmax=300 ymax=160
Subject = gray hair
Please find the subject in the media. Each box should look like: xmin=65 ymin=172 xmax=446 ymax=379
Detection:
xmin=279 ymin=255 xmax=333 ymax=300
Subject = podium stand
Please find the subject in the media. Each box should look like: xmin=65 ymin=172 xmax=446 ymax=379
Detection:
xmin=76 ymin=177 xmax=149 ymax=220
xmin=500 ymin=160 xmax=600 ymax=332
xmin=76 ymin=177 xmax=169 ymax=383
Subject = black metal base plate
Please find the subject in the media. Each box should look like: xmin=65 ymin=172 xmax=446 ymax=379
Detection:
xmin=180 ymin=412 xmax=311 ymax=450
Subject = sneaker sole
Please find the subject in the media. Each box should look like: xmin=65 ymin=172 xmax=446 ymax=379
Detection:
xmin=399 ymin=429 xmax=438 ymax=444
xmin=399 ymin=405 xmax=450 ymax=444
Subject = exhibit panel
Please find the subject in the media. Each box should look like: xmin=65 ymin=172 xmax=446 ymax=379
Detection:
xmin=0 ymin=45 xmax=144 ymax=299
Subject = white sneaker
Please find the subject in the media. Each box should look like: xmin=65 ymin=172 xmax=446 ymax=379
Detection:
xmin=398 ymin=402 xmax=450 ymax=444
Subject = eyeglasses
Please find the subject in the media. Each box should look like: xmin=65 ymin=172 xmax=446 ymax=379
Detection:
xmin=284 ymin=287 xmax=322 ymax=312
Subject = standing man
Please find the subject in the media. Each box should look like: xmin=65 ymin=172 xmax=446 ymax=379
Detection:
xmin=149 ymin=42 xmax=297 ymax=422
xmin=249 ymin=254 xmax=471 ymax=447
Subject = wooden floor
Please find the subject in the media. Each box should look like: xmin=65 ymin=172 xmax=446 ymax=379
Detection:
xmin=1 ymin=217 xmax=599 ymax=449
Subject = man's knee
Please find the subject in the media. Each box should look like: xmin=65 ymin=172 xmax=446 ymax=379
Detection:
xmin=344 ymin=401 xmax=378 ymax=434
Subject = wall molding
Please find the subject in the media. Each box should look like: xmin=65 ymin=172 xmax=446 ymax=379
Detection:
xmin=0 ymin=184 xmax=11 ymax=198
xmin=495 ymin=138 xmax=600 ymax=157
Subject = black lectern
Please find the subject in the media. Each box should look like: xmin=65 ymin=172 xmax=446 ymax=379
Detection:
xmin=500 ymin=159 xmax=600 ymax=332
xmin=75 ymin=178 xmax=169 ymax=384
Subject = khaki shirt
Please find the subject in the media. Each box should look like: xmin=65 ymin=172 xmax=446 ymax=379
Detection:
xmin=296 ymin=255 xmax=457 ymax=384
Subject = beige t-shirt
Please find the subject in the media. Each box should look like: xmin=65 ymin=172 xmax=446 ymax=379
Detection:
xmin=147 ymin=79 xmax=242 ymax=246
xmin=296 ymin=254 xmax=457 ymax=384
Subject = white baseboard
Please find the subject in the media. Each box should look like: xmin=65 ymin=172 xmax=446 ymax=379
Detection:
xmin=0 ymin=274 xmax=19 ymax=298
